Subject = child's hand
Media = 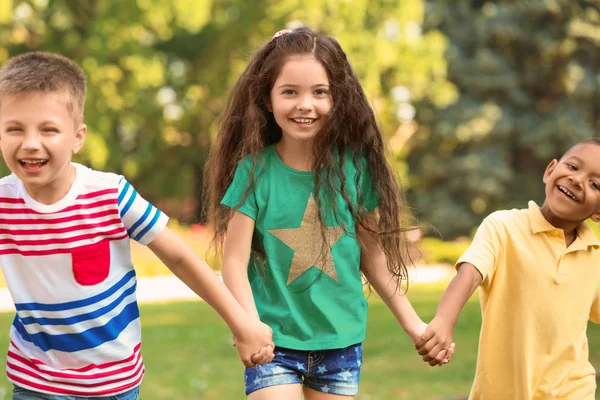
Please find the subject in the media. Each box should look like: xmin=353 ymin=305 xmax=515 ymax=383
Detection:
xmin=250 ymin=344 xmax=275 ymax=366
xmin=414 ymin=316 xmax=455 ymax=366
xmin=234 ymin=321 xmax=275 ymax=368
xmin=411 ymin=320 xmax=454 ymax=366
xmin=412 ymin=321 xmax=429 ymax=340
xmin=432 ymin=342 xmax=455 ymax=367
xmin=232 ymin=333 xmax=274 ymax=365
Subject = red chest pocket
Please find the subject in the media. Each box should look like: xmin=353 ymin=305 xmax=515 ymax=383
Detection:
xmin=71 ymin=240 xmax=111 ymax=286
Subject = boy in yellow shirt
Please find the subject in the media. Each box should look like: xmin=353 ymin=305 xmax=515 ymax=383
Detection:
xmin=416 ymin=138 xmax=600 ymax=399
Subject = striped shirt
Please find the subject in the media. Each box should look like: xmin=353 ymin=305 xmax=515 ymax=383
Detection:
xmin=0 ymin=163 xmax=168 ymax=396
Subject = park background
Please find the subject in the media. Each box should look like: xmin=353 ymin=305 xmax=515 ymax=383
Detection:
xmin=0 ymin=0 xmax=599 ymax=398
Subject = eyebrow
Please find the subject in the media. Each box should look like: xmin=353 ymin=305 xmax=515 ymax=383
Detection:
xmin=275 ymin=83 xmax=330 ymax=89
xmin=565 ymin=156 xmax=584 ymax=164
xmin=565 ymin=156 xmax=600 ymax=178
xmin=3 ymin=119 xmax=59 ymax=125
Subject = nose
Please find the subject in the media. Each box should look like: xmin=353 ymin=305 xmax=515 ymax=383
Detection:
xmin=21 ymin=131 xmax=42 ymax=151
xmin=568 ymin=174 xmax=583 ymax=189
xmin=296 ymin=95 xmax=313 ymax=112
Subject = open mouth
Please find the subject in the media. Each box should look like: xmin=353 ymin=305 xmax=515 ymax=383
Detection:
xmin=19 ymin=159 xmax=48 ymax=172
xmin=292 ymin=118 xmax=315 ymax=126
xmin=557 ymin=185 xmax=578 ymax=202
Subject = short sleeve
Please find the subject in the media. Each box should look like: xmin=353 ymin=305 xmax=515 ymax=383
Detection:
xmin=590 ymin=288 xmax=600 ymax=324
xmin=221 ymin=157 xmax=259 ymax=220
xmin=357 ymin=156 xmax=378 ymax=212
xmin=117 ymin=177 xmax=168 ymax=245
xmin=455 ymin=214 xmax=505 ymax=288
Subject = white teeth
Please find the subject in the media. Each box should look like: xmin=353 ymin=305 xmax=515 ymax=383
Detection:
xmin=558 ymin=186 xmax=577 ymax=201
xmin=20 ymin=160 xmax=47 ymax=165
xmin=293 ymin=118 xmax=314 ymax=124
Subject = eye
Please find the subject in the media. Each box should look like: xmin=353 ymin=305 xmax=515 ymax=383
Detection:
xmin=566 ymin=163 xmax=577 ymax=171
xmin=314 ymin=89 xmax=329 ymax=96
xmin=282 ymin=89 xmax=296 ymax=95
xmin=5 ymin=127 xmax=22 ymax=133
xmin=591 ymin=181 xmax=600 ymax=190
xmin=42 ymin=127 xmax=59 ymax=133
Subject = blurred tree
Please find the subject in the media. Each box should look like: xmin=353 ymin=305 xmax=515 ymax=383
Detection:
xmin=0 ymin=1 xmax=10 ymax=24
xmin=0 ymin=0 xmax=451 ymax=224
xmin=408 ymin=1 xmax=600 ymax=238
xmin=0 ymin=0 xmax=183 ymax=201
xmin=150 ymin=0 xmax=275 ymax=222
xmin=0 ymin=0 xmax=221 ymax=218
xmin=156 ymin=0 xmax=454 ymax=220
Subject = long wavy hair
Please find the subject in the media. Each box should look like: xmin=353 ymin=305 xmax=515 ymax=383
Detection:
xmin=204 ymin=26 xmax=415 ymax=285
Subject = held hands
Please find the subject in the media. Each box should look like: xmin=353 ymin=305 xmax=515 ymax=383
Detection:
xmin=414 ymin=316 xmax=455 ymax=367
xmin=232 ymin=321 xmax=275 ymax=368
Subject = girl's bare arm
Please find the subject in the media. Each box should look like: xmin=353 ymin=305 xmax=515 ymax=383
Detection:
xmin=222 ymin=210 xmax=261 ymax=320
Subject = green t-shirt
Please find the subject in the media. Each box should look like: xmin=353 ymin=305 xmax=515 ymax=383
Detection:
xmin=221 ymin=145 xmax=378 ymax=350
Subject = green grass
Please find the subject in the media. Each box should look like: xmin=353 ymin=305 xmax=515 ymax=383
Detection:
xmin=0 ymin=286 xmax=596 ymax=399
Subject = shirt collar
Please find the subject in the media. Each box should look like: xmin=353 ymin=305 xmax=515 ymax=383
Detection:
xmin=527 ymin=200 xmax=600 ymax=250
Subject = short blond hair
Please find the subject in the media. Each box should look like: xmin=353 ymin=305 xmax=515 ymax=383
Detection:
xmin=0 ymin=51 xmax=86 ymax=124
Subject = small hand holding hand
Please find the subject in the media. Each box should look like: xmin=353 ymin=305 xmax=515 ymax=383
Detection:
xmin=414 ymin=316 xmax=455 ymax=367
xmin=250 ymin=344 xmax=275 ymax=366
xmin=234 ymin=321 xmax=275 ymax=368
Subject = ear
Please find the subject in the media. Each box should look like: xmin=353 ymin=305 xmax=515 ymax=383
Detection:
xmin=72 ymin=124 xmax=87 ymax=154
xmin=542 ymin=159 xmax=558 ymax=184
xmin=590 ymin=211 xmax=600 ymax=223
xmin=265 ymin=96 xmax=273 ymax=112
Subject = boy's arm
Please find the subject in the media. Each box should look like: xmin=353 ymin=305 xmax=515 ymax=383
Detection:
xmin=357 ymin=210 xmax=426 ymax=341
xmin=221 ymin=210 xmax=260 ymax=321
xmin=416 ymin=214 xmax=501 ymax=366
xmin=415 ymin=262 xmax=482 ymax=365
xmin=147 ymin=226 xmax=273 ymax=367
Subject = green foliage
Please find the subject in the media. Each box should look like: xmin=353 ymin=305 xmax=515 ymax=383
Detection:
xmin=419 ymin=237 xmax=470 ymax=265
xmin=0 ymin=1 xmax=10 ymax=24
xmin=408 ymin=1 xmax=600 ymax=238
xmin=0 ymin=0 xmax=451 ymax=224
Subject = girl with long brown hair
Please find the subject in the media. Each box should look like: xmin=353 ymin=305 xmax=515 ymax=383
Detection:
xmin=204 ymin=27 xmax=453 ymax=400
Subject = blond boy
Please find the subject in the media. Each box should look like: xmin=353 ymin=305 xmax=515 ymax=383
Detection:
xmin=0 ymin=52 xmax=273 ymax=399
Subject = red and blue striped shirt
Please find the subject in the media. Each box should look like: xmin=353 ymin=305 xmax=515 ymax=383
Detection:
xmin=0 ymin=163 xmax=168 ymax=396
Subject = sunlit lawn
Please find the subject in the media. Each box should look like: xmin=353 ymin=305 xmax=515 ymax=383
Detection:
xmin=0 ymin=285 xmax=596 ymax=400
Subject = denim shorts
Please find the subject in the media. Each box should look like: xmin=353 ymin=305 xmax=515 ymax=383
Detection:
xmin=244 ymin=343 xmax=362 ymax=396
xmin=12 ymin=385 xmax=140 ymax=400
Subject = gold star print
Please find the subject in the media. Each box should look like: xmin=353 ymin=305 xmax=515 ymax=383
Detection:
xmin=268 ymin=194 xmax=344 ymax=285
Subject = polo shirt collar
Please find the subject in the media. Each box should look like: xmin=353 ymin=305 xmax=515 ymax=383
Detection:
xmin=527 ymin=201 xmax=600 ymax=250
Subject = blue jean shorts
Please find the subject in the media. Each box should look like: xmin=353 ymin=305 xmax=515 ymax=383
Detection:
xmin=12 ymin=385 xmax=140 ymax=400
xmin=244 ymin=343 xmax=362 ymax=396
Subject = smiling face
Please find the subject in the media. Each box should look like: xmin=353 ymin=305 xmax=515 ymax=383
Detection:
xmin=0 ymin=90 xmax=86 ymax=204
xmin=267 ymin=54 xmax=333 ymax=145
xmin=540 ymin=142 xmax=600 ymax=227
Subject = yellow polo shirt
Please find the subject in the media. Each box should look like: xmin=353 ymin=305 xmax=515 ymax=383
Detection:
xmin=457 ymin=201 xmax=600 ymax=400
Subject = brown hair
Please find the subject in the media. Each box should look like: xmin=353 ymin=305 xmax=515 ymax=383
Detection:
xmin=204 ymin=26 xmax=415 ymax=285
xmin=0 ymin=51 xmax=86 ymax=124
